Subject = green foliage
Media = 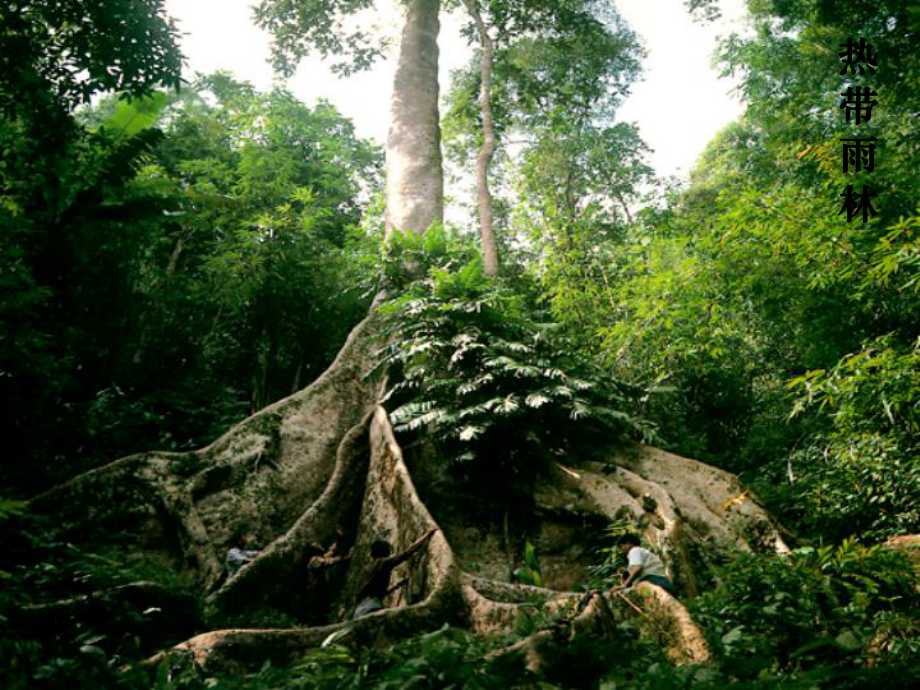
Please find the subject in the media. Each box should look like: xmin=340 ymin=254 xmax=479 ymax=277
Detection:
xmin=148 ymin=617 xmax=684 ymax=690
xmin=5 ymin=523 xmax=916 ymax=688
xmin=690 ymin=540 xmax=920 ymax=681
xmin=2 ymin=106 xmax=180 ymax=488
xmin=719 ymin=0 xmax=920 ymax=165
xmin=98 ymin=92 xmax=170 ymax=139
xmin=0 ymin=508 xmax=200 ymax=690
xmin=443 ymin=0 xmax=650 ymax=293
xmin=444 ymin=1 xmax=643 ymax=146
xmin=372 ymin=230 xmax=655 ymax=492
xmin=684 ymin=0 xmax=720 ymax=22
xmin=512 ymin=540 xmax=543 ymax=586
xmin=0 ymin=0 xmax=182 ymax=119
xmin=253 ymin=0 xmax=384 ymax=77
xmin=0 ymin=1 xmax=187 ymax=488
xmin=530 ymin=0 xmax=920 ymax=515
xmin=2 ymin=73 xmax=380 ymax=493
xmin=0 ymin=498 xmax=27 ymax=522
xmin=286 ymin=626 xmax=516 ymax=689
xmin=785 ymin=335 xmax=920 ymax=539
xmin=148 ymin=625 xmax=530 ymax=689
xmin=572 ymin=529 xmax=920 ymax=688
xmin=0 ymin=498 xmax=27 ymax=580
xmin=376 ymin=224 xmax=480 ymax=293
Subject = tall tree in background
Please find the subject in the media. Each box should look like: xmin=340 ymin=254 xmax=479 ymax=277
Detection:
xmin=460 ymin=0 xmax=500 ymax=274
xmin=448 ymin=1 xmax=645 ymax=276
xmin=385 ymin=0 xmax=444 ymax=233
xmin=443 ymin=1 xmax=651 ymax=345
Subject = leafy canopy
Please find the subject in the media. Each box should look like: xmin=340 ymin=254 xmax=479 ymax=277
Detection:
xmin=253 ymin=0 xmax=385 ymax=76
xmin=0 ymin=0 xmax=182 ymax=120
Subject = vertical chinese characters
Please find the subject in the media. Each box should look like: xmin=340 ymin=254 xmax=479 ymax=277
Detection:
xmin=837 ymin=38 xmax=880 ymax=223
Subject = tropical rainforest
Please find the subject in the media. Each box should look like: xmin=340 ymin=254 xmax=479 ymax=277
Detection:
xmin=2 ymin=0 xmax=919 ymax=688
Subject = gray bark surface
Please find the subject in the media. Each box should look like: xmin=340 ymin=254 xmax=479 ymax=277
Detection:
xmin=385 ymin=0 xmax=444 ymax=235
xmin=461 ymin=0 xmax=500 ymax=276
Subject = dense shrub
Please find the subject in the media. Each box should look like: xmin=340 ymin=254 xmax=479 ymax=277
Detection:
xmin=372 ymin=227 xmax=656 ymax=492
xmin=784 ymin=336 xmax=920 ymax=540
xmin=690 ymin=540 xmax=920 ymax=681
xmin=0 ymin=507 xmax=200 ymax=690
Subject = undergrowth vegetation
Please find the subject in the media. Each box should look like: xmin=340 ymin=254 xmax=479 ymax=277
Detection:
xmin=371 ymin=228 xmax=656 ymax=493
xmin=130 ymin=619 xmax=682 ymax=690
xmin=0 ymin=508 xmax=201 ymax=690
xmin=781 ymin=336 xmax=920 ymax=541
xmin=9 ymin=522 xmax=912 ymax=690
xmin=691 ymin=540 xmax=920 ymax=682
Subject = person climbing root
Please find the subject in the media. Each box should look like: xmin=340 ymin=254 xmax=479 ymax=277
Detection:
xmin=307 ymin=531 xmax=352 ymax=570
xmin=226 ymin=534 xmax=259 ymax=575
xmin=614 ymin=533 xmax=678 ymax=597
xmin=353 ymin=527 xmax=438 ymax=619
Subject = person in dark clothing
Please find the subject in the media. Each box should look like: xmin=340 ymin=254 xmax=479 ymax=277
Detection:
xmin=295 ymin=538 xmax=353 ymax=625
xmin=353 ymin=527 xmax=438 ymax=618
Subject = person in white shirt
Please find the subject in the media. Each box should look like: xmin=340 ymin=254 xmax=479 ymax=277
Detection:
xmin=615 ymin=533 xmax=677 ymax=596
xmin=226 ymin=533 xmax=259 ymax=575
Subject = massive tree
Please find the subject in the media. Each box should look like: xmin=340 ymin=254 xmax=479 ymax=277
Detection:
xmin=31 ymin=0 xmax=789 ymax=675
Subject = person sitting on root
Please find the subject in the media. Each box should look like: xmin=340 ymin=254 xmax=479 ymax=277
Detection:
xmin=615 ymin=533 xmax=677 ymax=597
xmin=352 ymin=526 xmax=438 ymax=619
xmin=226 ymin=533 xmax=259 ymax=575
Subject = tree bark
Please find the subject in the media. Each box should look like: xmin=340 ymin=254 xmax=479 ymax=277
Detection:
xmin=385 ymin=0 xmax=444 ymax=236
xmin=461 ymin=0 xmax=500 ymax=276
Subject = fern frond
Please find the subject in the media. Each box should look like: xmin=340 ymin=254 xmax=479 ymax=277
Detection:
xmin=496 ymin=395 xmax=521 ymax=414
xmin=494 ymin=338 xmax=534 ymax=354
xmin=525 ymin=393 xmax=550 ymax=408
xmin=570 ymin=399 xmax=591 ymax=420
xmin=457 ymin=374 xmax=495 ymax=396
xmin=486 ymin=356 xmax=541 ymax=378
xmin=390 ymin=400 xmax=436 ymax=424
xmin=398 ymin=408 xmax=453 ymax=432
xmin=458 ymin=426 xmax=483 ymax=441
xmin=551 ymin=386 xmax=574 ymax=398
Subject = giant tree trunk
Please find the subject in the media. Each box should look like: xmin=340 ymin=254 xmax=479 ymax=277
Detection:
xmin=29 ymin=0 xmax=790 ymax=678
xmin=385 ymin=0 xmax=443 ymax=235
xmin=32 ymin=308 xmax=788 ymax=672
